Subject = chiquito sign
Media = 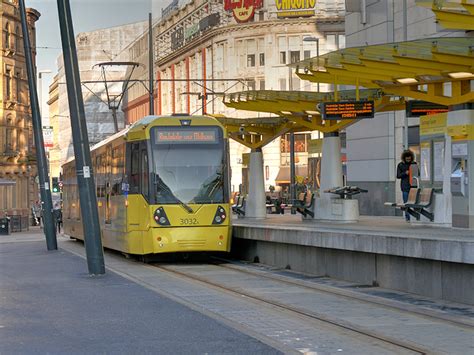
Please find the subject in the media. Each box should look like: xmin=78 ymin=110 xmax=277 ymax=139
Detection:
xmin=275 ymin=0 xmax=316 ymax=18
xmin=224 ymin=0 xmax=263 ymax=23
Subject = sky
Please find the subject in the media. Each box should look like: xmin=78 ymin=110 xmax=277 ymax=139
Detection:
xmin=26 ymin=0 xmax=164 ymax=121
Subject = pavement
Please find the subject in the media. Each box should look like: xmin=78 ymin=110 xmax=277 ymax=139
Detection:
xmin=0 ymin=228 xmax=279 ymax=354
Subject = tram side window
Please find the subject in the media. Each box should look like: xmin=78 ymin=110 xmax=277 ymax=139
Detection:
xmin=130 ymin=143 xmax=140 ymax=194
xmin=141 ymin=149 xmax=149 ymax=199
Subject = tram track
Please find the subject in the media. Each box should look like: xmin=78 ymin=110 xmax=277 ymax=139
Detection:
xmin=153 ymin=263 xmax=432 ymax=355
xmin=61 ymin=237 xmax=472 ymax=354
xmin=210 ymin=257 xmax=474 ymax=329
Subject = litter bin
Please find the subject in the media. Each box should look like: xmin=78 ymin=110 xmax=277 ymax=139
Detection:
xmin=0 ymin=217 xmax=11 ymax=235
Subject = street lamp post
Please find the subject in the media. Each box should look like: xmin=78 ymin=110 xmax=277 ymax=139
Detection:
xmin=303 ymin=36 xmax=320 ymax=92
xmin=37 ymin=70 xmax=52 ymax=117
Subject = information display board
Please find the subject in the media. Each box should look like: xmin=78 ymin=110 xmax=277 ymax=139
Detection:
xmin=154 ymin=128 xmax=218 ymax=144
xmin=321 ymin=100 xmax=374 ymax=120
xmin=406 ymin=100 xmax=448 ymax=117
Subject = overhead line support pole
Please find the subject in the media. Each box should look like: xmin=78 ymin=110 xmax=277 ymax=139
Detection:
xmin=19 ymin=0 xmax=57 ymax=251
xmin=149 ymin=13 xmax=154 ymax=115
xmin=57 ymin=0 xmax=105 ymax=275
xmin=290 ymin=132 xmax=296 ymax=214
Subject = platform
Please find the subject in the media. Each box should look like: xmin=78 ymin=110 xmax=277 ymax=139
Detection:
xmin=232 ymin=215 xmax=474 ymax=305
xmin=0 ymin=229 xmax=278 ymax=354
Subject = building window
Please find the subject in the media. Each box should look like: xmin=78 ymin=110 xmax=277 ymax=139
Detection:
xmin=6 ymin=69 xmax=12 ymax=100
xmin=326 ymin=34 xmax=336 ymax=48
xmin=304 ymin=50 xmax=311 ymax=60
xmin=259 ymin=53 xmax=265 ymax=66
xmin=290 ymin=51 xmax=300 ymax=64
xmin=4 ymin=23 xmax=11 ymax=49
xmin=279 ymin=78 xmax=286 ymax=91
xmin=258 ymin=11 xmax=264 ymax=21
xmin=279 ymin=51 xmax=286 ymax=65
xmin=338 ymin=35 xmax=346 ymax=49
xmin=247 ymin=54 xmax=255 ymax=67
xmin=259 ymin=80 xmax=265 ymax=90
xmin=15 ymin=26 xmax=22 ymax=52
xmin=247 ymin=80 xmax=256 ymax=91
xmin=326 ymin=33 xmax=345 ymax=50
xmin=16 ymin=73 xmax=21 ymax=103
xmin=6 ymin=128 xmax=14 ymax=151
xmin=280 ymin=133 xmax=311 ymax=153
xmin=291 ymin=78 xmax=300 ymax=91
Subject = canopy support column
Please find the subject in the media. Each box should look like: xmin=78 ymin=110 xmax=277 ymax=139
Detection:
xmin=312 ymin=132 xmax=360 ymax=222
xmin=246 ymin=148 xmax=266 ymax=219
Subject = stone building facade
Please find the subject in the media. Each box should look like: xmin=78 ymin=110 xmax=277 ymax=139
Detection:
xmin=0 ymin=0 xmax=40 ymax=225
xmin=47 ymin=21 xmax=147 ymax=181
xmin=124 ymin=0 xmax=345 ymax=192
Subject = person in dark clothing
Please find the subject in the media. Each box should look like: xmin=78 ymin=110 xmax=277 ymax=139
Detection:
xmin=53 ymin=203 xmax=63 ymax=234
xmin=396 ymin=150 xmax=417 ymax=221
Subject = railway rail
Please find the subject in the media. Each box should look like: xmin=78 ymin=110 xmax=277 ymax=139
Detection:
xmin=153 ymin=262 xmax=433 ymax=354
xmin=211 ymin=257 xmax=474 ymax=329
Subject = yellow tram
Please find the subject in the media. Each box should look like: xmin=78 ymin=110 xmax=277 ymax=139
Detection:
xmin=62 ymin=114 xmax=232 ymax=255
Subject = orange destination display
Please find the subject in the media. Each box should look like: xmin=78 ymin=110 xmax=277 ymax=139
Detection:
xmin=321 ymin=100 xmax=375 ymax=120
xmin=154 ymin=128 xmax=218 ymax=144
xmin=406 ymin=100 xmax=448 ymax=117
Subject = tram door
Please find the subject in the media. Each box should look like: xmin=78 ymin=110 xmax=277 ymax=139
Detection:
xmin=105 ymin=145 xmax=112 ymax=224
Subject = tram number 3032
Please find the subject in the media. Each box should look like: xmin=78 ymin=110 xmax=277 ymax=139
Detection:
xmin=180 ymin=218 xmax=199 ymax=225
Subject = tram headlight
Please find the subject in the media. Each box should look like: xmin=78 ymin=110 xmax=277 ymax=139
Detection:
xmin=212 ymin=206 xmax=226 ymax=225
xmin=154 ymin=207 xmax=170 ymax=226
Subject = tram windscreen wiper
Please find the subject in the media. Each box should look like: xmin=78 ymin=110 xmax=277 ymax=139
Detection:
xmin=177 ymin=199 xmax=194 ymax=214
xmin=193 ymin=172 xmax=223 ymax=203
xmin=155 ymin=175 xmax=194 ymax=213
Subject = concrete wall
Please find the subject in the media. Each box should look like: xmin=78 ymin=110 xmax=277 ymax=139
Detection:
xmin=232 ymin=237 xmax=474 ymax=305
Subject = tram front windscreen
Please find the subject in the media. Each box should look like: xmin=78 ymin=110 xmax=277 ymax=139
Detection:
xmin=151 ymin=126 xmax=225 ymax=205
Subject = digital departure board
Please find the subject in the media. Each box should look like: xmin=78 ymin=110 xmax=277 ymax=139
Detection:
xmin=406 ymin=100 xmax=448 ymax=117
xmin=154 ymin=128 xmax=218 ymax=144
xmin=321 ymin=100 xmax=375 ymax=120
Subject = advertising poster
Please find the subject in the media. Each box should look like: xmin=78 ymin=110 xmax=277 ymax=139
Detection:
xmin=420 ymin=142 xmax=431 ymax=181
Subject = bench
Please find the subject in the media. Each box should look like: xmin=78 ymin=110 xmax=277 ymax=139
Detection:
xmin=406 ymin=187 xmax=435 ymax=222
xmin=266 ymin=197 xmax=275 ymax=213
xmin=324 ymin=186 xmax=368 ymax=199
xmin=385 ymin=187 xmax=435 ymax=222
xmin=293 ymin=191 xmax=315 ymax=218
xmin=232 ymin=195 xmax=246 ymax=216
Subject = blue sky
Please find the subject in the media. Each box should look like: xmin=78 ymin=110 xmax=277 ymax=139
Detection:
xmin=27 ymin=0 xmax=157 ymax=119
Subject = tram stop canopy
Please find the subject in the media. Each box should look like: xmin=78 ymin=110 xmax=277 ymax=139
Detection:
xmin=416 ymin=0 xmax=474 ymax=30
xmin=292 ymin=37 xmax=473 ymax=106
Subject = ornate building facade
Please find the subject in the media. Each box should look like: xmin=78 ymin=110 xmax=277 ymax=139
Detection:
xmin=124 ymin=0 xmax=345 ymax=192
xmin=1 ymin=0 xmax=40 ymax=226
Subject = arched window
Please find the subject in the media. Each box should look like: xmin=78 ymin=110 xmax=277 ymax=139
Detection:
xmin=4 ymin=22 xmax=11 ymax=49
xmin=5 ymin=69 xmax=12 ymax=99
xmin=15 ymin=26 xmax=22 ymax=52
xmin=16 ymin=72 xmax=22 ymax=104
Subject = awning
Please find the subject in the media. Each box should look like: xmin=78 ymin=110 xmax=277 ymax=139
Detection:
xmin=0 ymin=178 xmax=16 ymax=186
xmin=275 ymin=165 xmax=308 ymax=184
